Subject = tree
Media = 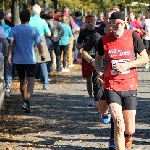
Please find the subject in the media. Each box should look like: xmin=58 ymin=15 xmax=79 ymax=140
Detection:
xmin=11 ymin=0 xmax=20 ymax=25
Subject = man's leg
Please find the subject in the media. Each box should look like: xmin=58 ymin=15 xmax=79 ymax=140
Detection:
xmin=40 ymin=62 xmax=49 ymax=90
xmin=0 ymin=58 xmax=5 ymax=108
xmin=20 ymin=79 xmax=27 ymax=99
xmin=4 ymin=56 xmax=12 ymax=97
xmin=26 ymin=77 xmax=35 ymax=100
xmin=105 ymin=89 xmax=125 ymax=150
xmin=22 ymin=64 xmax=36 ymax=113
xmin=109 ymin=103 xmax=125 ymax=150
xmin=122 ymin=90 xmax=137 ymax=149
xmin=86 ymin=76 xmax=93 ymax=98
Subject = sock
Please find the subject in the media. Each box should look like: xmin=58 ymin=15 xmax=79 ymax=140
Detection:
xmin=25 ymin=100 xmax=30 ymax=105
xmin=110 ymin=117 xmax=114 ymax=139
xmin=125 ymin=134 xmax=132 ymax=139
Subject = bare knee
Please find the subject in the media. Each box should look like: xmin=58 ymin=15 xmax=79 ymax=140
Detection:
xmin=96 ymin=101 xmax=108 ymax=114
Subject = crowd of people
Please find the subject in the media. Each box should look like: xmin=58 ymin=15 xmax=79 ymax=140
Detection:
xmin=0 ymin=4 xmax=150 ymax=150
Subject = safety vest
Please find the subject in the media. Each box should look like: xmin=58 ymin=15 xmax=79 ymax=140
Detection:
xmin=102 ymin=30 xmax=138 ymax=91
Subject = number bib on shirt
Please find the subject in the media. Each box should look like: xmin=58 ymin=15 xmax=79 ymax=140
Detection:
xmin=111 ymin=59 xmax=130 ymax=75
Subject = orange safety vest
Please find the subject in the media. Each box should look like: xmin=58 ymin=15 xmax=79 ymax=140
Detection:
xmin=102 ymin=30 xmax=138 ymax=91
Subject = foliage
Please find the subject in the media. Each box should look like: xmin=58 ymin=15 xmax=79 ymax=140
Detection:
xmin=0 ymin=0 xmax=150 ymax=15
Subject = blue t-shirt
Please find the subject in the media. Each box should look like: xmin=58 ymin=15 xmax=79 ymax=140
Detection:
xmin=59 ymin=23 xmax=72 ymax=45
xmin=8 ymin=24 xmax=42 ymax=64
xmin=75 ymin=18 xmax=82 ymax=28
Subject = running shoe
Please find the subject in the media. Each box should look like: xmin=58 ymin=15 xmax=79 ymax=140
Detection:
xmin=145 ymin=62 xmax=150 ymax=69
xmin=101 ymin=113 xmax=111 ymax=124
xmin=108 ymin=138 xmax=116 ymax=150
xmin=87 ymin=98 xmax=94 ymax=106
xmin=125 ymin=137 xmax=133 ymax=149
xmin=5 ymin=91 xmax=11 ymax=98
xmin=22 ymin=101 xmax=31 ymax=113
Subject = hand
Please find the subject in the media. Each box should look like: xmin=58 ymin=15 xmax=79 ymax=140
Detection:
xmin=41 ymin=53 xmax=46 ymax=61
xmin=113 ymin=63 xmax=130 ymax=73
xmin=78 ymin=41 xmax=84 ymax=49
xmin=97 ymin=72 xmax=104 ymax=85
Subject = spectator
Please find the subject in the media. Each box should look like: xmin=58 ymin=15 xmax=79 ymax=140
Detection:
xmin=7 ymin=10 xmax=45 ymax=113
xmin=0 ymin=11 xmax=13 ymax=98
xmin=47 ymin=12 xmax=64 ymax=73
xmin=59 ymin=16 xmax=72 ymax=72
xmin=29 ymin=4 xmax=51 ymax=90
xmin=0 ymin=20 xmax=7 ymax=107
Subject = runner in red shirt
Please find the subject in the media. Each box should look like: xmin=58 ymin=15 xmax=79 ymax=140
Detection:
xmin=95 ymin=12 xmax=149 ymax=150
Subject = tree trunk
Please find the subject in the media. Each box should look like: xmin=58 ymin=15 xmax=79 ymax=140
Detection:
xmin=11 ymin=0 xmax=20 ymax=25
xmin=43 ymin=0 xmax=48 ymax=9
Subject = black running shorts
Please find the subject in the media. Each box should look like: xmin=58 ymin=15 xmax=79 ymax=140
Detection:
xmin=104 ymin=89 xmax=137 ymax=111
xmin=15 ymin=64 xmax=36 ymax=79
xmin=92 ymin=70 xmax=105 ymax=101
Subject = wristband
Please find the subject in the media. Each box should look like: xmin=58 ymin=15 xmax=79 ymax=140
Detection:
xmin=90 ymin=59 xmax=95 ymax=65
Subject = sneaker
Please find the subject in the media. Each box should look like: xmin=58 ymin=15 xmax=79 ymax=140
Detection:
xmin=5 ymin=91 xmax=11 ymax=98
xmin=48 ymin=78 xmax=51 ymax=82
xmin=68 ymin=64 xmax=74 ymax=68
xmin=62 ymin=68 xmax=70 ymax=72
xmin=22 ymin=102 xmax=31 ymax=113
xmin=88 ymin=98 xmax=94 ymax=106
xmin=43 ymin=86 xmax=49 ymax=90
xmin=101 ymin=113 xmax=111 ymax=124
xmin=35 ymin=79 xmax=41 ymax=81
xmin=125 ymin=137 xmax=133 ymax=149
xmin=145 ymin=62 xmax=150 ymax=69
xmin=108 ymin=138 xmax=116 ymax=150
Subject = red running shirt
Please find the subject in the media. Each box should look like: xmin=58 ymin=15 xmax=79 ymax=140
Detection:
xmin=102 ymin=30 xmax=138 ymax=91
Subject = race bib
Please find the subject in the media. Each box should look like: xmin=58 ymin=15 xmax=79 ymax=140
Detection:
xmin=111 ymin=59 xmax=130 ymax=75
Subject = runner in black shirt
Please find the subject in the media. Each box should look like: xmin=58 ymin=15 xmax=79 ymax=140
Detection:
xmin=76 ymin=14 xmax=100 ymax=106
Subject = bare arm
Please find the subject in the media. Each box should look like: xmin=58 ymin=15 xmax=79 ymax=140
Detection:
xmin=128 ymin=49 xmax=149 ymax=68
xmin=37 ymin=44 xmax=45 ymax=61
xmin=7 ymin=40 xmax=14 ymax=69
xmin=114 ymin=49 xmax=149 ymax=72
xmin=1 ymin=38 xmax=7 ymax=56
xmin=82 ymin=49 xmax=95 ymax=66
xmin=95 ymin=51 xmax=103 ymax=74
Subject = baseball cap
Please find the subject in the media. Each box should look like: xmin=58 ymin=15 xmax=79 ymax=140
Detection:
xmin=110 ymin=12 xmax=125 ymax=21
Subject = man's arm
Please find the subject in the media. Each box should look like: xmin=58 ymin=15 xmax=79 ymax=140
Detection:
xmin=82 ymin=50 xmax=95 ymax=65
xmin=82 ymin=32 xmax=102 ymax=66
xmin=7 ymin=40 xmax=14 ymax=69
xmin=1 ymin=38 xmax=7 ymax=56
xmin=128 ymin=49 xmax=149 ymax=67
xmin=95 ymin=51 xmax=104 ymax=74
xmin=114 ymin=31 xmax=149 ymax=72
